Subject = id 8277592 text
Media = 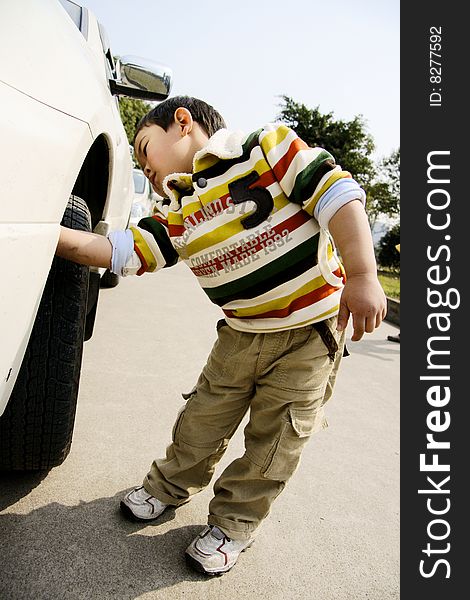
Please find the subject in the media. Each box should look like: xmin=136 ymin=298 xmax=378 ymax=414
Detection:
xmin=429 ymin=26 xmax=442 ymax=107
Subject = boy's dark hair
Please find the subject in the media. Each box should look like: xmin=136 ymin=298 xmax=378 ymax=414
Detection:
xmin=134 ymin=96 xmax=226 ymax=142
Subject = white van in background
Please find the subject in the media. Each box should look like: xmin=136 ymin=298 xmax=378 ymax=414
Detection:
xmin=130 ymin=169 xmax=160 ymax=226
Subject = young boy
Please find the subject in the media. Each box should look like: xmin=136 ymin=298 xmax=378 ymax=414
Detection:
xmin=57 ymin=96 xmax=387 ymax=576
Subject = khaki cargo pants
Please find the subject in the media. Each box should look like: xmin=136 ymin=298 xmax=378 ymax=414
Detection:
xmin=143 ymin=317 xmax=346 ymax=541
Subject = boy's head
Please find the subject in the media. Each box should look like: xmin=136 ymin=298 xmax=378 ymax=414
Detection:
xmin=133 ymin=96 xmax=226 ymax=196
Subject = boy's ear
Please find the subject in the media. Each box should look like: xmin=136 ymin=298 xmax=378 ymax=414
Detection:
xmin=174 ymin=107 xmax=193 ymax=137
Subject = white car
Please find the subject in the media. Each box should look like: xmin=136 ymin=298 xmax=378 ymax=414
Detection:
xmin=0 ymin=0 xmax=172 ymax=470
xmin=129 ymin=168 xmax=159 ymax=226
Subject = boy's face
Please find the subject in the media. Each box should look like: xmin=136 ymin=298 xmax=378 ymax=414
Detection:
xmin=134 ymin=123 xmax=194 ymax=197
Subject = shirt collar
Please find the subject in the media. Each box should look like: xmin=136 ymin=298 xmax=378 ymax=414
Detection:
xmin=162 ymin=128 xmax=246 ymax=208
xmin=193 ymin=128 xmax=246 ymax=166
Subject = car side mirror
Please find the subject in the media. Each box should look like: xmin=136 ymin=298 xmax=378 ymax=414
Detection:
xmin=110 ymin=55 xmax=172 ymax=101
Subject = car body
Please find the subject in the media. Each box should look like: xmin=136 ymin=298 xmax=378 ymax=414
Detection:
xmin=0 ymin=0 xmax=172 ymax=468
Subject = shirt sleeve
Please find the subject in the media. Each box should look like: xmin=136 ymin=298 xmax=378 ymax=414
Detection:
xmin=258 ymin=123 xmax=365 ymax=223
xmin=313 ymin=178 xmax=366 ymax=228
xmin=107 ymin=201 xmax=179 ymax=276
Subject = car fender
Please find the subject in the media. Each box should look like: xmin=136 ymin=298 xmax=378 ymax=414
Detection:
xmin=0 ymin=82 xmax=94 ymax=416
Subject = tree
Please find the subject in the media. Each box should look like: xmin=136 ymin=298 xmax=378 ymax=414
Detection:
xmin=118 ymin=97 xmax=151 ymax=146
xmin=276 ymin=95 xmax=376 ymax=189
xmin=366 ymin=148 xmax=400 ymax=225
xmin=276 ymin=96 xmax=400 ymax=228
xmin=377 ymin=223 xmax=400 ymax=271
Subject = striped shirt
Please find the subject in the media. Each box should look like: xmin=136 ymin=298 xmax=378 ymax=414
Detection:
xmin=113 ymin=123 xmax=366 ymax=333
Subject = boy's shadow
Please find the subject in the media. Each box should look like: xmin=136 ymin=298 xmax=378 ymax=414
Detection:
xmin=0 ymin=476 xmax=209 ymax=599
xmin=346 ymin=336 xmax=400 ymax=362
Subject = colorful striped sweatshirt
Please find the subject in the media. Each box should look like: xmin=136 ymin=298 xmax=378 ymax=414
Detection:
xmin=111 ymin=123 xmax=366 ymax=333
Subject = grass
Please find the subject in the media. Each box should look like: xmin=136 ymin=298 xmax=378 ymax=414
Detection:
xmin=377 ymin=269 xmax=400 ymax=300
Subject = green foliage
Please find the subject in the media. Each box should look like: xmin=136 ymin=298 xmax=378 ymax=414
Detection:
xmin=276 ymin=96 xmax=400 ymax=225
xmin=377 ymin=270 xmax=400 ymax=299
xmin=377 ymin=224 xmax=400 ymax=271
xmin=367 ymin=149 xmax=400 ymax=223
xmin=118 ymin=97 xmax=151 ymax=145
xmin=277 ymin=95 xmax=376 ymax=188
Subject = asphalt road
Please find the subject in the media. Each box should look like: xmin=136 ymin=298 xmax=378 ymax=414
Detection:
xmin=0 ymin=263 xmax=400 ymax=599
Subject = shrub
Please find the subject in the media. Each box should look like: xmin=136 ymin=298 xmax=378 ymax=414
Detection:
xmin=377 ymin=224 xmax=400 ymax=271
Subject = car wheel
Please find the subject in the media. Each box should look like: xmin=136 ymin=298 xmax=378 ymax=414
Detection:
xmin=100 ymin=268 xmax=120 ymax=288
xmin=0 ymin=195 xmax=91 ymax=471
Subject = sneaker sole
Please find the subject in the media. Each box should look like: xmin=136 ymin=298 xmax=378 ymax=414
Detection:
xmin=119 ymin=500 xmax=167 ymax=523
xmin=185 ymin=540 xmax=254 ymax=576
xmin=185 ymin=554 xmax=226 ymax=576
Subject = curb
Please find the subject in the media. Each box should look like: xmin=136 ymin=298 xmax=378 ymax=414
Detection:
xmin=385 ymin=296 xmax=400 ymax=327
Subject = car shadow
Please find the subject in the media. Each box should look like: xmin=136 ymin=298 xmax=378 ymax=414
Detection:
xmin=0 ymin=470 xmax=49 ymax=511
xmin=0 ymin=488 xmax=211 ymax=598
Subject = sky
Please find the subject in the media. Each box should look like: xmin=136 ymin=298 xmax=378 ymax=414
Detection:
xmin=82 ymin=0 xmax=399 ymax=160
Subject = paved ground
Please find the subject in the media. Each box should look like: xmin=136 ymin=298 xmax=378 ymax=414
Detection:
xmin=0 ymin=263 xmax=400 ymax=599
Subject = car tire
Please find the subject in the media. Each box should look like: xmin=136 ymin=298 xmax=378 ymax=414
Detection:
xmin=0 ymin=195 xmax=91 ymax=471
xmin=100 ymin=268 xmax=120 ymax=288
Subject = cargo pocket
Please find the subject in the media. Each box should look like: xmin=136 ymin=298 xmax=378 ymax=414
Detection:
xmin=171 ymin=404 xmax=187 ymax=443
xmin=172 ymin=386 xmax=198 ymax=442
xmin=261 ymin=406 xmax=326 ymax=481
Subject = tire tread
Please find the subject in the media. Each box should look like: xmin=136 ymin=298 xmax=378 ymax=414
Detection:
xmin=0 ymin=195 xmax=91 ymax=470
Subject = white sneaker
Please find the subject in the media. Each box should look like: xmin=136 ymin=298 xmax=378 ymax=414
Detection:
xmin=120 ymin=486 xmax=169 ymax=522
xmin=185 ymin=525 xmax=254 ymax=575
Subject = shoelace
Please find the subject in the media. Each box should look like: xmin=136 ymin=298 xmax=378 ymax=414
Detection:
xmin=209 ymin=526 xmax=231 ymax=542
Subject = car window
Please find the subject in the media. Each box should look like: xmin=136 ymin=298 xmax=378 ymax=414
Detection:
xmin=133 ymin=170 xmax=147 ymax=194
xmin=58 ymin=0 xmax=88 ymax=38
xmin=98 ymin=22 xmax=116 ymax=78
